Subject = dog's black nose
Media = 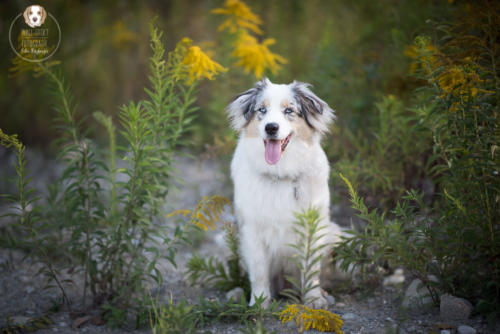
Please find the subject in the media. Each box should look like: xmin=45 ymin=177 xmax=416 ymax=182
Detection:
xmin=33 ymin=17 xmax=38 ymax=22
xmin=265 ymin=122 xmax=279 ymax=136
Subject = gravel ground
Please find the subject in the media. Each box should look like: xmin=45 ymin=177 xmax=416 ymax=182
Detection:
xmin=0 ymin=149 xmax=496 ymax=333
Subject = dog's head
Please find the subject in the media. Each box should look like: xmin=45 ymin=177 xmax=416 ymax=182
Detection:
xmin=23 ymin=5 xmax=47 ymax=28
xmin=227 ymin=78 xmax=334 ymax=165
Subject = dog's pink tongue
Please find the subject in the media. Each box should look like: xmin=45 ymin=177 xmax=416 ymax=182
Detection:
xmin=264 ymin=139 xmax=282 ymax=165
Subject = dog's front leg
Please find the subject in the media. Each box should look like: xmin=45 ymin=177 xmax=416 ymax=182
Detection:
xmin=240 ymin=231 xmax=272 ymax=307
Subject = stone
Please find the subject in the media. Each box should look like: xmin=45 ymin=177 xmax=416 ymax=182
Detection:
xmin=9 ymin=316 xmax=31 ymax=326
xmin=440 ymin=294 xmax=473 ymax=320
xmin=440 ymin=330 xmax=451 ymax=334
xmin=457 ymin=325 xmax=477 ymax=334
xmin=383 ymin=268 xmax=405 ymax=286
xmin=342 ymin=313 xmax=359 ymax=321
xmin=406 ymin=325 xmax=417 ymax=332
xmin=402 ymin=279 xmax=434 ymax=309
xmin=324 ymin=293 xmax=336 ymax=306
xmin=225 ymin=287 xmax=244 ymax=302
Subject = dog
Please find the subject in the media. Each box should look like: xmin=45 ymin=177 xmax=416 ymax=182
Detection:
xmin=227 ymin=78 xmax=343 ymax=308
xmin=23 ymin=5 xmax=47 ymax=28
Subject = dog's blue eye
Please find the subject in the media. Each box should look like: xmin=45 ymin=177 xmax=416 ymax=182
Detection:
xmin=258 ymin=107 xmax=267 ymax=114
xmin=284 ymin=108 xmax=293 ymax=114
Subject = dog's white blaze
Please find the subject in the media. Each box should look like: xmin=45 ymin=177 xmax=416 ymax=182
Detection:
xmin=258 ymin=83 xmax=293 ymax=140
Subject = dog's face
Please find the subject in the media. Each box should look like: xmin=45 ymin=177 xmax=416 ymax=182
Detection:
xmin=227 ymin=78 xmax=334 ymax=165
xmin=23 ymin=5 xmax=47 ymax=28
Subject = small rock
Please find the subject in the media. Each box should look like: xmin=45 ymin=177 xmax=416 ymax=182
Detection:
xmin=320 ymin=289 xmax=335 ymax=306
xmin=24 ymin=286 xmax=34 ymax=294
xmin=441 ymin=330 xmax=451 ymax=334
xmin=72 ymin=316 xmax=90 ymax=330
xmin=342 ymin=313 xmax=359 ymax=321
xmin=9 ymin=316 xmax=31 ymax=326
xmin=383 ymin=269 xmax=405 ymax=286
xmin=406 ymin=325 xmax=416 ymax=332
xmin=225 ymin=287 xmax=244 ymax=302
xmin=402 ymin=279 xmax=434 ymax=309
xmin=20 ymin=275 xmax=31 ymax=283
xmin=457 ymin=325 xmax=477 ymax=334
xmin=440 ymin=294 xmax=473 ymax=320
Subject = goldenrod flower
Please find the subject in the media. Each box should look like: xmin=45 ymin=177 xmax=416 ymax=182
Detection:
xmin=404 ymin=43 xmax=440 ymax=75
xmin=182 ymin=42 xmax=227 ymax=84
xmin=211 ymin=0 xmax=263 ymax=35
xmin=437 ymin=66 xmax=481 ymax=98
xmin=232 ymin=31 xmax=287 ymax=78
xmin=280 ymin=304 xmax=344 ymax=333
xmin=111 ymin=21 xmax=139 ymax=49
xmin=405 ymin=36 xmax=487 ymax=112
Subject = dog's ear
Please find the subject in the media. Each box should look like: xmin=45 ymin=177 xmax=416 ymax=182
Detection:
xmin=292 ymin=81 xmax=335 ymax=134
xmin=23 ymin=6 xmax=31 ymax=26
xmin=227 ymin=78 xmax=268 ymax=131
xmin=40 ymin=6 xmax=47 ymax=24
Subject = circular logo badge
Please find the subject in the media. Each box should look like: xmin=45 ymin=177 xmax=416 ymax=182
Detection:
xmin=9 ymin=5 xmax=61 ymax=62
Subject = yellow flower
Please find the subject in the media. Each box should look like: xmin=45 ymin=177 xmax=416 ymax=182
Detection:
xmin=436 ymin=65 xmax=482 ymax=99
xmin=280 ymin=304 xmax=344 ymax=333
xmin=232 ymin=31 xmax=287 ymax=78
xmin=111 ymin=21 xmax=139 ymax=49
xmin=404 ymin=43 xmax=440 ymax=75
xmin=181 ymin=43 xmax=227 ymax=84
xmin=211 ymin=0 xmax=263 ymax=35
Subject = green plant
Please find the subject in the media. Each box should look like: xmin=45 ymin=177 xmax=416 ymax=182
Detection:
xmin=336 ymin=174 xmax=439 ymax=302
xmin=192 ymin=294 xmax=280 ymax=327
xmin=332 ymin=94 xmax=432 ymax=207
xmin=171 ymin=195 xmax=250 ymax=295
xmin=331 ymin=1 xmax=499 ymax=319
xmin=186 ymin=221 xmax=250 ymax=295
xmin=240 ymin=319 xmax=277 ymax=334
xmin=0 ymin=129 xmax=71 ymax=307
xmin=404 ymin=2 xmax=499 ymax=316
xmin=282 ymin=208 xmax=328 ymax=306
xmin=1 ymin=20 xmax=225 ymax=326
xmin=149 ymin=295 xmax=197 ymax=334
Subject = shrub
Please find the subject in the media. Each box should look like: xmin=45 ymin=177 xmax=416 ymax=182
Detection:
xmin=333 ymin=95 xmax=432 ymax=207
xmin=1 ymin=21 xmax=225 ymax=326
xmin=334 ymin=0 xmax=500 ymax=318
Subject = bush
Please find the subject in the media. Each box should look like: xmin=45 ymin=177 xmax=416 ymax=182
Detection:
xmin=1 ymin=21 xmax=225 ymax=326
xmin=333 ymin=95 xmax=432 ymax=207
xmin=334 ymin=0 xmax=500 ymax=318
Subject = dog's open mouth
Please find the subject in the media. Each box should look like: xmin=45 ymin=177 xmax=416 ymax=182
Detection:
xmin=263 ymin=133 xmax=292 ymax=165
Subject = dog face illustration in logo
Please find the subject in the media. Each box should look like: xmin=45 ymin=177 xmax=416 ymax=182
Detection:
xmin=23 ymin=5 xmax=47 ymax=28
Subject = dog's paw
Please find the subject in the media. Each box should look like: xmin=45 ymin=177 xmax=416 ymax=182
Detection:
xmin=305 ymin=288 xmax=330 ymax=309
xmin=307 ymin=295 xmax=329 ymax=309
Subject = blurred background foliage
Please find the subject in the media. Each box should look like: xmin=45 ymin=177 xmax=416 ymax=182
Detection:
xmin=2 ymin=0 xmax=447 ymax=149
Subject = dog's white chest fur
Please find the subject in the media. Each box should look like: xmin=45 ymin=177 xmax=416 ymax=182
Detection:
xmin=231 ymin=136 xmax=331 ymax=253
